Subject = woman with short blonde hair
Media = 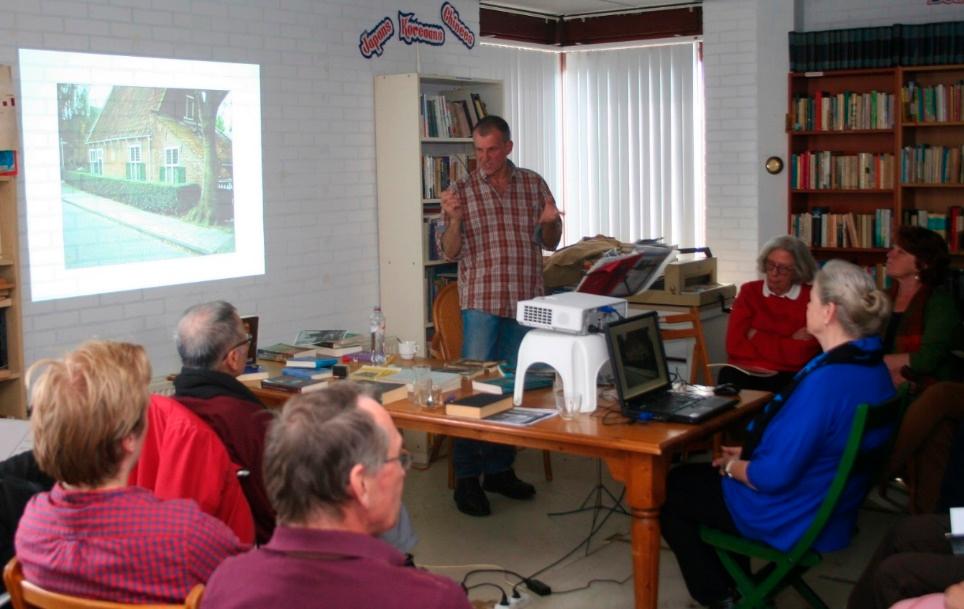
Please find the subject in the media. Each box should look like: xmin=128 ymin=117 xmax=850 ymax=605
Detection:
xmin=16 ymin=340 xmax=244 ymax=604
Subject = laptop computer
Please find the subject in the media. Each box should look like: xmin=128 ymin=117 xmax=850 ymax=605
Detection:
xmin=604 ymin=311 xmax=738 ymax=423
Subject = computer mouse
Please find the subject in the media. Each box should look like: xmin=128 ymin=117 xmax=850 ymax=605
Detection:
xmin=713 ymin=383 xmax=740 ymax=397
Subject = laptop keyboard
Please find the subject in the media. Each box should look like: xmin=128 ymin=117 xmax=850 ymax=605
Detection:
xmin=642 ymin=392 xmax=703 ymax=414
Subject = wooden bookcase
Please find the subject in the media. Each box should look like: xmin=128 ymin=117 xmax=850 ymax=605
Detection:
xmin=373 ymin=73 xmax=502 ymax=355
xmin=0 ymin=65 xmax=25 ymax=418
xmin=788 ymin=64 xmax=964 ymax=280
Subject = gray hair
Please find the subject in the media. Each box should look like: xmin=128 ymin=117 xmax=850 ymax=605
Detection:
xmin=757 ymin=235 xmax=818 ymax=284
xmin=264 ymin=383 xmax=389 ymax=525
xmin=814 ymin=259 xmax=891 ymax=338
xmin=175 ymin=301 xmax=245 ymax=370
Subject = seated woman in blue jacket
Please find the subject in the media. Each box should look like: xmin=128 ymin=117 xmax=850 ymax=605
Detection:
xmin=660 ymin=259 xmax=896 ymax=609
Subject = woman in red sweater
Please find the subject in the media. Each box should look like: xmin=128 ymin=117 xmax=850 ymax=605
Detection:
xmin=720 ymin=235 xmax=821 ymax=393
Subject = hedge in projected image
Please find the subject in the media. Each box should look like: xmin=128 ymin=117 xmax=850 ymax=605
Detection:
xmin=20 ymin=50 xmax=264 ymax=302
xmin=60 ymin=85 xmax=235 ymax=268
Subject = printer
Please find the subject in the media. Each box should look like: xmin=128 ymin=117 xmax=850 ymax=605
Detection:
xmin=628 ymin=254 xmax=736 ymax=308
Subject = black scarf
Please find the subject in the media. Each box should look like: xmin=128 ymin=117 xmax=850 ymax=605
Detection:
xmin=740 ymin=338 xmax=884 ymax=460
xmin=173 ymin=367 xmax=263 ymax=406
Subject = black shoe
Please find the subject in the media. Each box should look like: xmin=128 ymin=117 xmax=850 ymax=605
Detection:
xmin=454 ymin=477 xmax=491 ymax=516
xmin=482 ymin=469 xmax=536 ymax=500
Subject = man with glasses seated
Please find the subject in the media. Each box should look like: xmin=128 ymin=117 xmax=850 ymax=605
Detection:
xmin=172 ymin=301 xmax=416 ymax=554
xmin=719 ymin=235 xmax=821 ymax=393
xmin=202 ymin=384 xmax=471 ymax=609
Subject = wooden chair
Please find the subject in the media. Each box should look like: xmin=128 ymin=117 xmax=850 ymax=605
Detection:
xmin=431 ymin=283 xmax=553 ymax=488
xmin=3 ymin=558 xmax=204 ymax=609
xmin=658 ymin=307 xmax=713 ymax=385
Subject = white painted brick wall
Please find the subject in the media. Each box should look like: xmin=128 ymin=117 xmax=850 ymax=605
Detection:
xmin=5 ymin=0 xmax=486 ymax=374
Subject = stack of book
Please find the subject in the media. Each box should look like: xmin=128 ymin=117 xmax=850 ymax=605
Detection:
xmin=256 ymin=343 xmax=316 ymax=363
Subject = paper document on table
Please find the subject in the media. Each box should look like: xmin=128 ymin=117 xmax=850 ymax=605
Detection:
xmin=484 ymin=407 xmax=558 ymax=427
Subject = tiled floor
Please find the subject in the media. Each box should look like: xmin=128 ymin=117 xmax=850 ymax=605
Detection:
xmin=403 ymin=449 xmax=905 ymax=609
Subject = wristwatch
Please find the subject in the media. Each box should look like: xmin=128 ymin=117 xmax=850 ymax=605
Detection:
xmin=724 ymin=459 xmax=736 ymax=479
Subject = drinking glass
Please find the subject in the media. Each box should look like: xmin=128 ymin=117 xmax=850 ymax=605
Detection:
xmin=560 ymin=393 xmax=581 ymax=421
xmin=413 ymin=365 xmax=432 ymax=407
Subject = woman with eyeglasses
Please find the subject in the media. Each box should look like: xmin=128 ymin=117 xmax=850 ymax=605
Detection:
xmin=719 ymin=235 xmax=822 ymax=393
xmin=883 ymin=225 xmax=960 ymax=390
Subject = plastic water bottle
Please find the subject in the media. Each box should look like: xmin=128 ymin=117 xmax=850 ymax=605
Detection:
xmin=370 ymin=306 xmax=386 ymax=364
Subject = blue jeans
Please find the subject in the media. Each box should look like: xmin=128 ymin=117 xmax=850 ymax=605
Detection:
xmin=453 ymin=310 xmax=531 ymax=479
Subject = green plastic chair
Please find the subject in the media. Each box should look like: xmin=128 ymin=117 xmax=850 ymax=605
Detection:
xmin=699 ymin=389 xmax=905 ymax=609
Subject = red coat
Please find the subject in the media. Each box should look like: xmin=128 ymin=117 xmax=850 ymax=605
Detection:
xmin=128 ymin=395 xmax=255 ymax=545
xmin=726 ymin=280 xmax=821 ymax=373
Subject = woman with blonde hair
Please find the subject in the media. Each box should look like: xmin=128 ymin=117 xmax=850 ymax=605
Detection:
xmin=15 ymin=340 xmax=244 ymax=604
xmin=661 ymin=260 xmax=896 ymax=609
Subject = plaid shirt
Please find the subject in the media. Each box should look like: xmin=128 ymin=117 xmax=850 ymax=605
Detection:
xmin=438 ymin=161 xmax=556 ymax=318
xmin=15 ymin=484 xmax=244 ymax=604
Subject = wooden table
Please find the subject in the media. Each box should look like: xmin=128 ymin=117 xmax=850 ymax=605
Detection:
xmin=251 ymin=375 xmax=769 ymax=609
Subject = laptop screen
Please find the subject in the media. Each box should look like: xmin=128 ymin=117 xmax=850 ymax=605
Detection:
xmin=604 ymin=312 xmax=671 ymax=403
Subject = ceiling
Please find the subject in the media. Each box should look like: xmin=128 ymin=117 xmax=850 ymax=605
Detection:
xmin=481 ymin=0 xmax=699 ymax=18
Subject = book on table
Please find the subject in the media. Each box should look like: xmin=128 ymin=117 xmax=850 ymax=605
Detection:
xmin=350 ymin=365 xmax=403 ymax=381
xmin=293 ymin=330 xmax=364 ymax=348
xmin=257 ymin=343 xmax=316 ymax=362
xmin=472 ymin=373 xmax=553 ymax=396
xmin=261 ymin=375 xmax=329 ymax=393
xmin=314 ymin=344 xmax=364 ymax=357
xmin=445 ymin=393 xmax=514 ymax=419
xmin=381 ymin=368 xmax=462 ymax=392
xmin=353 ymin=380 xmax=408 ymax=405
xmin=281 ymin=367 xmax=334 ymax=381
xmin=285 ymin=355 xmax=339 ymax=369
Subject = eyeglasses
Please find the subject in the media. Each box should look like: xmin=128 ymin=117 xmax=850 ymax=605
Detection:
xmin=764 ymin=261 xmax=795 ymax=276
xmin=225 ymin=335 xmax=252 ymax=358
xmin=385 ymin=450 xmax=412 ymax=471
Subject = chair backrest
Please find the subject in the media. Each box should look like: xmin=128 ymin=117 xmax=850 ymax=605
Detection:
xmin=659 ymin=308 xmax=712 ymax=385
xmin=783 ymin=388 xmax=904 ymax=564
xmin=3 ymin=558 xmax=204 ymax=609
xmin=129 ymin=395 xmax=255 ymax=544
xmin=432 ymin=283 xmax=462 ymax=361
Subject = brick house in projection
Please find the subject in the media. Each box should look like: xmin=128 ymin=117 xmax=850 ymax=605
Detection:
xmin=85 ymin=86 xmax=232 ymax=192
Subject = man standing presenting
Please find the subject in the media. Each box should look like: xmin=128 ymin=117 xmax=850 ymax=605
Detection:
xmin=438 ymin=115 xmax=562 ymax=516
xmin=201 ymin=384 xmax=471 ymax=609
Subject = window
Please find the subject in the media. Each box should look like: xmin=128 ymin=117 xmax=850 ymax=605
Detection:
xmin=185 ymin=95 xmax=196 ymax=122
xmin=126 ymin=144 xmax=145 ymax=181
xmin=161 ymin=147 xmax=185 ymax=184
xmin=482 ymin=40 xmax=705 ymax=249
xmin=88 ymin=148 xmax=103 ymax=175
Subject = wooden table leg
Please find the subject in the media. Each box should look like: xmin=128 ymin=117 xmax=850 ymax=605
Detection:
xmin=605 ymin=453 xmax=667 ymax=609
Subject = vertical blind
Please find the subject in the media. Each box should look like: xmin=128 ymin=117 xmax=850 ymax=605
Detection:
xmin=483 ymin=40 xmax=705 ymax=249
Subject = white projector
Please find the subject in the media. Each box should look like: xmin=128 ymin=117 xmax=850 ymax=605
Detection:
xmin=516 ymin=292 xmax=628 ymax=335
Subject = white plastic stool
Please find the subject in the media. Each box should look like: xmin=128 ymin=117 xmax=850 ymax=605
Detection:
xmin=513 ymin=330 xmax=609 ymax=413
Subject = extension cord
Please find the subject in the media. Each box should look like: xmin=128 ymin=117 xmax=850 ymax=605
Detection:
xmin=494 ymin=601 xmax=511 ymax=609
xmin=509 ymin=591 xmax=530 ymax=608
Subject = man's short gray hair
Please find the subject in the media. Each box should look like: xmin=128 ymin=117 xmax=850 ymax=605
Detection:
xmin=175 ymin=301 xmax=244 ymax=370
xmin=756 ymin=235 xmax=818 ymax=284
xmin=264 ymin=383 xmax=389 ymax=525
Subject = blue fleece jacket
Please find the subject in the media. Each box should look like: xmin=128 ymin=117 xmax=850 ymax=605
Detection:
xmin=722 ymin=336 xmax=895 ymax=552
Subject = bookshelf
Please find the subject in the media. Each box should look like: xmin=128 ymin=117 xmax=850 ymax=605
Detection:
xmin=374 ymin=74 xmax=502 ymax=355
xmin=898 ymin=64 xmax=964 ymax=254
xmin=787 ymin=65 xmax=964 ymax=287
xmin=0 ymin=65 xmax=25 ymax=418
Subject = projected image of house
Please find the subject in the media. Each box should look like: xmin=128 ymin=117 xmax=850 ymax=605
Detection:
xmin=59 ymin=84 xmax=235 ymax=269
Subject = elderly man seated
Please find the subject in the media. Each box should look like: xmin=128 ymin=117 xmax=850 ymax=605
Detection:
xmin=172 ymin=300 xmax=416 ymax=551
xmin=15 ymin=340 xmax=244 ymax=603
xmin=201 ymin=384 xmax=471 ymax=609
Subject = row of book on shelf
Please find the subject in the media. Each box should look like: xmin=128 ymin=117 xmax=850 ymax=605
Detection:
xmin=791 ymin=208 xmax=893 ymax=249
xmin=903 ymin=208 xmax=964 ymax=253
xmin=788 ymin=21 xmax=964 ymax=72
xmin=420 ymin=93 xmax=488 ymax=139
xmin=901 ymin=145 xmax=964 ymax=185
xmin=422 ymin=154 xmax=476 ymax=199
xmin=790 ymin=90 xmax=894 ymax=132
xmin=904 ymin=81 xmax=964 ymax=124
xmin=791 ymin=207 xmax=964 ymax=253
xmin=790 ymin=152 xmax=894 ymax=190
